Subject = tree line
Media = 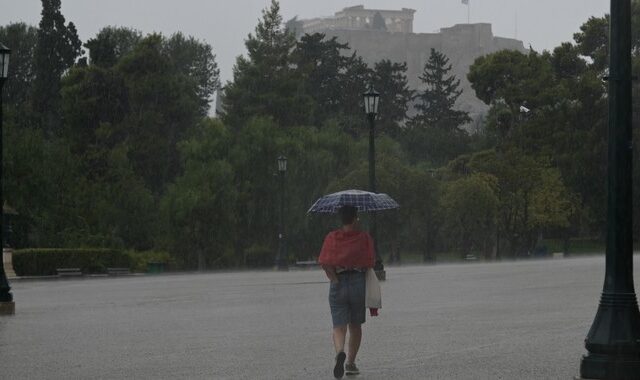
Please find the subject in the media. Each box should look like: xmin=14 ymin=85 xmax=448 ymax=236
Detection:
xmin=1 ymin=0 xmax=638 ymax=269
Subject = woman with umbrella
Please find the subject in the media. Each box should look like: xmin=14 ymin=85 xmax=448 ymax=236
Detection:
xmin=318 ymin=205 xmax=373 ymax=378
xmin=310 ymin=190 xmax=398 ymax=378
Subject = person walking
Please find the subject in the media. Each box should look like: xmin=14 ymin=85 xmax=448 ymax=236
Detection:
xmin=318 ymin=205 xmax=375 ymax=378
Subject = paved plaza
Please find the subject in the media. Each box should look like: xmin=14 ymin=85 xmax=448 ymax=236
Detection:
xmin=1 ymin=255 xmax=639 ymax=379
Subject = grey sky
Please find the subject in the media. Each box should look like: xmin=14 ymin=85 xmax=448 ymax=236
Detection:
xmin=2 ymin=0 xmax=609 ymax=83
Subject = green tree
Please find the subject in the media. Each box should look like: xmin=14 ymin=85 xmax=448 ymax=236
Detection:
xmin=2 ymin=124 xmax=90 ymax=247
xmin=404 ymin=49 xmax=471 ymax=165
xmin=227 ymin=117 xmax=285 ymax=263
xmin=335 ymin=53 xmax=373 ymax=136
xmin=410 ymin=48 xmax=470 ymax=130
xmin=60 ymin=64 xmax=128 ymax=155
xmin=468 ymin=50 xmax=555 ymax=114
xmin=401 ymin=121 xmax=472 ymax=166
xmin=115 ymin=34 xmax=201 ymax=192
xmin=164 ymin=32 xmax=220 ymax=116
xmin=57 ymin=29 xmax=221 ymax=254
xmin=573 ymin=16 xmax=609 ymax=73
xmin=468 ymin=44 xmax=607 ymax=235
xmin=276 ymin=122 xmax=356 ymax=261
xmin=371 ymin=59 xmax=414 ymax=138
xmin=468 ymin=149 xmax=575 ymax=257
xmin=84 ymin=26 xmax=142 ymax=68
xmin=326 ymin=137 xmax=440 ymax=263
xmin=80 ymin=143 xmax=158 ymax=250
xmin=161 ymin=119 xmax=237 ymax=269
xmin=0 ymin=23 xmax=38 ymax=110
xmin=222 ymin=0 xmax=313 ymax=128
xmin=55 ymin=65 xmax=159 ymax=250
xmin=440 ymin=174 xmax=498 ymax=259
xmin=32 ymin=0 xmax=82 ymax=135
xmin=292 ymin=33 xmax=350 ymax=125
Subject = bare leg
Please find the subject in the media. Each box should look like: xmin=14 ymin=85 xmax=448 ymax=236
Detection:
xmin=332 ymin=325 xmax=347 ymax=353
xmin=347 ymin=323 xmax=362 ymax=363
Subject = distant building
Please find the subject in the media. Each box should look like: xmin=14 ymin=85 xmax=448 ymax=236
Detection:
xmin=291 ymin=6 xmax=526 ymax=127
xmin=296 ymin=5 xmax=416 ymax=34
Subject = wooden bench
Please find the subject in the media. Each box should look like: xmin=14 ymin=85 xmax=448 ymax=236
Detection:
xmin=295 ymin=260 xmax=319 ymax=269
xmin=56 ymin=268 xmax=83 ymax=277
xmin=107 ymin=267 xmax=131 ymax=276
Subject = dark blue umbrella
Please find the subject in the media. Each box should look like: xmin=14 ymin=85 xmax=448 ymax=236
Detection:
xmin=307 ymin=189 xmax=399 ymax=213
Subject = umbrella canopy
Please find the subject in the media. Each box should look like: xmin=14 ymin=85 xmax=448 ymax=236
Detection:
xmin=307 ymin=189 xmax=399 ymax=213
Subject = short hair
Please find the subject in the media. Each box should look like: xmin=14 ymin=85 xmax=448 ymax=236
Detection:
xmin=339 ymin=206 xmax=358 ymax=225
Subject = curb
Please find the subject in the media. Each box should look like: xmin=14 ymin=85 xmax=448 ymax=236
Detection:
xmin=8 ymin=273 xmax=147 ymax=282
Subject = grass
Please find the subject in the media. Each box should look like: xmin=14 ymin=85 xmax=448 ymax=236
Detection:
xmin=541 ymin=238 xmax=606 ymax=255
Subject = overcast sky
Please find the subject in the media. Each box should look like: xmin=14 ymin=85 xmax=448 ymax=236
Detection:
xmin=3 ymin=0 xmax=609 ymax=83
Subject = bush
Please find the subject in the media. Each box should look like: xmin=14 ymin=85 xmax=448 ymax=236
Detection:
xmin=126 ymin=250 xmax=174 ymax=273
xmin=244 ymin=244 xmax=275 ymax=268
xmin=13 ymin=248 xmax=132 ymax=276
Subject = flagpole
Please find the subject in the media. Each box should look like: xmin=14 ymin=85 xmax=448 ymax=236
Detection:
xmin=467 ymin=2 xmax=470 ymax=23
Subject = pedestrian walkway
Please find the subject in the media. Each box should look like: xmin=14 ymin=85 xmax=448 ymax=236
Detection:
xmin=0 ymin=255 xmax=637 ymax=379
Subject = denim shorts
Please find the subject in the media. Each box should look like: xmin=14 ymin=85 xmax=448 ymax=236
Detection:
xmin=329 ymin=271 xmax=366 ymax=327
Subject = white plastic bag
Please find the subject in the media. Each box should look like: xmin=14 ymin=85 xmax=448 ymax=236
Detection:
xmin=365 ymin=268 xmax=382 ymax=309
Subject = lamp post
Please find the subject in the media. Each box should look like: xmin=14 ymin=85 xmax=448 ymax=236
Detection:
xmin=0 ymin=43 xmax=14 ymax=316
xmin=275 ymin=155 xmax=289 ymax=271
xmin=579 ymin=0 xmax=640 ymax=378
xmin=363 ymin=85 xmax=385 ymax=281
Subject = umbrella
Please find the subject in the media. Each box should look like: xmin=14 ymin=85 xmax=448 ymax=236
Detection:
xmin=307 ymin=189 xmax=399 ymax=213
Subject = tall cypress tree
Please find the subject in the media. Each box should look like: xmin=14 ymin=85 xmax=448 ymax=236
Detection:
xmin=403 ymin=49 xmax=471 ymax=165
xmin=32 ymin=0 xmax=82 ymax=135
xmin=409 ymin=48 xmax=470 ymax=130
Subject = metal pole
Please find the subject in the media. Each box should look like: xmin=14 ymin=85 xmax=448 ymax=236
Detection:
xmin=368 ymin=114 xmax=376 ymax=194
xmin=580 ymin=0 xmax=640 ymax=377
xmin=368 ymin=113 xmax=385 ymax=280
xmin=0 ymin=77 xmax=14 ymax=312
xmin=276 ymin=169 xmax=288 ymax=271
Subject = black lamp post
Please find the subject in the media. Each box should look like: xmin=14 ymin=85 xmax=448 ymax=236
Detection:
xmin=579 ymin=0 xmax=640 ymax=378
xmin=275 ymin=155 xmax=289 ymax=271
xmin=363 ymin=85 xmax=385 ymax=281
xmin=0 ymin=43 xmax=14 ymax=315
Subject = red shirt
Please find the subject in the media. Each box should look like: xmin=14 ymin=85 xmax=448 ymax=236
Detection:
xmin=317 ymin=229 xmax=375 ymax=268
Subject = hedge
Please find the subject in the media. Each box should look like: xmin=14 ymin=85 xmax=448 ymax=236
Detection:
xmin=244 ymin=244 xmax=276 ymax=268
xmin=126 ymin=250 xmax=173 ymax=273
xmin=13 ymin=248 xmax=132 ymax=276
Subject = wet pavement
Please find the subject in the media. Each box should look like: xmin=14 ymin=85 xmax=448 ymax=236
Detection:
xmin=1 ymin=255 xmax=638 ymax=379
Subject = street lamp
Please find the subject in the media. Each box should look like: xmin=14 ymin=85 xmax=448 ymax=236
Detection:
xmin=275 ymin=155 xmax=288 ymax=271
xmin=0 ymin=43 xmax=14 ymax=316
xmin=363 ymin=85 xmax=385 ymax=281
xmin=579 ymin=0 xmax=640 ymax=378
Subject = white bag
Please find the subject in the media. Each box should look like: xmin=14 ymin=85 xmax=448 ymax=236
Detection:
xmin=365 ymin=268 xmax=382 ymax=309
